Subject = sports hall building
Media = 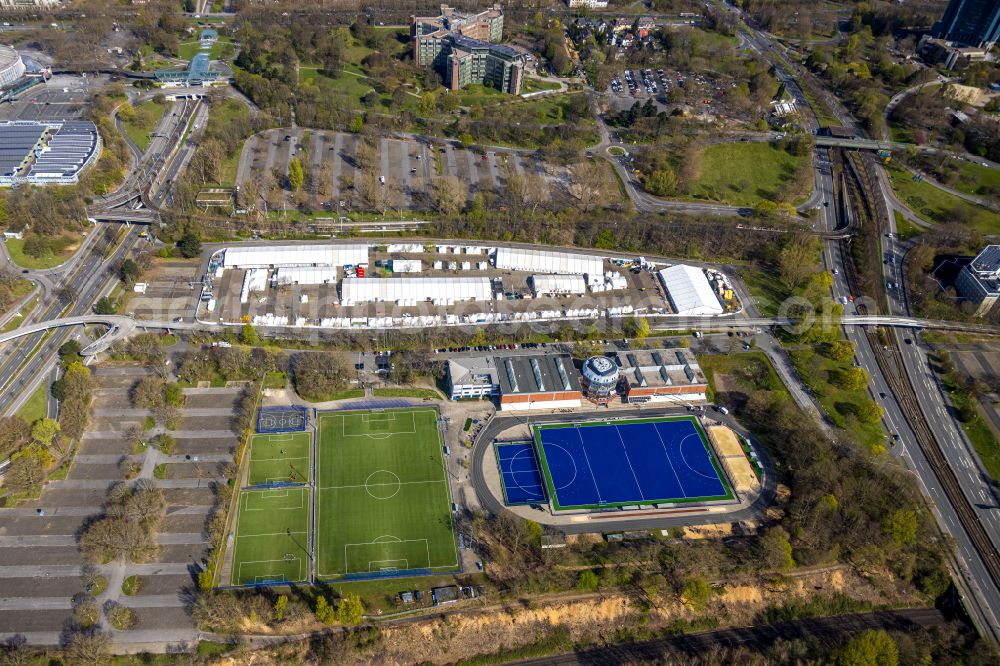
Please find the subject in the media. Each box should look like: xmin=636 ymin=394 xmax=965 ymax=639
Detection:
xmin=616 ymin=349 xmax=708 ymax=403
xmin=447 ymin=352 xmax=582 ymax=410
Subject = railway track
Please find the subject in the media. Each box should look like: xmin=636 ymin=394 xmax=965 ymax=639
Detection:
xmin=838 ymin=154 xmax=1000 ymax=605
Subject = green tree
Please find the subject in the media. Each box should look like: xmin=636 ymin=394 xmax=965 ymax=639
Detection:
xmin=336 ymin=592 xmax=364 ymax=625
xmin=836 ymin=629 xmax=898 ymax=666
xmin=681 ymin=576 xmax=711 ymax=611
xmin=857 ymin=400 xmax=883 ymax=424
xmin=576 ymin=569 xmax=599 ymax=591
xmin=349 ymin=115 xmax=364 ymax=133
xmin=837 ymin=367 xmax=870 ymax=391
xmin=241 ymin=324 xmax=260 ymax=346
xmin=163 ymin=383 xmax=183 ymax=407
xmin=93 ymin=297 xmax=116 ymax=315
xmin=823 ymin=340 xmax=856 ymax=363
xmin=288 ymin=158 xmax=304 ymax=191
xmin=118 ymin=259 xmax=142 ymax=285
xmin=31 ymin=418 xmax=60 ymax=446
xmin=882 ymin=509 xmax=918 ymax=547
xmin=315 ymin=595 xmax=335 ymax=624
xmin=459 ymin=133 xmax=474 ymax=148
xmin=58 ymin=340 xmax=82 ymax=367
xmin=177 ymin=233 xmax=201 ymax=259
xmin=626 ymin=317 xmax=650 ymax=342
xmin=274 ymin=595 xmax=288 ymax=622
xmin=643 ymin=168 xmax=678 ymax=196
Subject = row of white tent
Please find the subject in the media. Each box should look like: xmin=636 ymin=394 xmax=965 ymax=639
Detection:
xmin=246 ymin=305 xmax=636 ymax=329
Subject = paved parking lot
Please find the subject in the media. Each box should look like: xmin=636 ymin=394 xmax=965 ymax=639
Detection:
xmin=0 ymin=367 xmax=243 ymax=647
xmin=0 ymin=76 xmax=97 ymax=122
xmin=237 ymin=129 xmax=562 ymax=211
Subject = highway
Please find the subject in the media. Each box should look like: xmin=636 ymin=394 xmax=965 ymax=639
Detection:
xmin=716 ymin=0 xmax=1000 ymax=640
xmin=0 ymin=228 xmax=141 ymax=415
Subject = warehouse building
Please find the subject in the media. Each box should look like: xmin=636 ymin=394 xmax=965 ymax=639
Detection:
xmin=447 ymin=356 xmax=499 ymax=399
xmin=220 ymin=244 xmax=369 ymax=270
xmin=0 ymin=120 xmax=100 ymax=186
xmin=494 ymin=247 xmax=604 ymax=284
xmin=496 ymin=353 xmax=582 ymax=411
xmin=340 ymin=276 xmax=493 ymax=306
xmin=616 ymin=349 xmax=708 ymax=403
xmin=657 ymin=264 xmax=724 ymax=316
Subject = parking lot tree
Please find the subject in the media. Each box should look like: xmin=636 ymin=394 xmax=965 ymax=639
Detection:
xmin=30 ymin=418 xmax=60 ymax=447
xmin=63 ymin=629 xmax=111 ymax=665
xmin=433 ymin=175 xmax=468 ymax=217
xmin=131 ymin=376 xmax=166 ymax=409
xmin=59 ymin=363 xmax=94 ymax=442
xmin=288 ymin=158 xmax=304 ymax=192
xmin=3 ymin=445 xmax=49 ymax=495
xmin=626 ymin=316 xmax=651 ymax=342
xmin=0 ymin=416 xmax=30 ymax=460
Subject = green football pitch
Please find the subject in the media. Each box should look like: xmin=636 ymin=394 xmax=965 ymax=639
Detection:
xmin=316 ymin=408 xmax=459 ymax=579
xmin=247 ymin=431 xmax=312 ymax=486
xmin=230 ymin=486 xmax=311 ymax=585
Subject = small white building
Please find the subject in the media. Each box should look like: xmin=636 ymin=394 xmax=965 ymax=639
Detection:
xmin=448 ymin=357 xmax=499 ymax=399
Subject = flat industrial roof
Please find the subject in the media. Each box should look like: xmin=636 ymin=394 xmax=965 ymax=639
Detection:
xmin=495 ymin=353 xmax=581 ymax=395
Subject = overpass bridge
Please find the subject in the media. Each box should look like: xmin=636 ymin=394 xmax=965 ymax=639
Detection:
xmin=0 ymin=315 xmax=136 ymax=356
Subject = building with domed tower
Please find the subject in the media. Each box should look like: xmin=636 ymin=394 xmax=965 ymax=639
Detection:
xmin=580 ymin=355 xmax=620 ymax=405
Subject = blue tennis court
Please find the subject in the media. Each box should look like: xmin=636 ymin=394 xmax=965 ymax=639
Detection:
xmin=534 ymin=417 xmax=732 ymax=510
xmin=496 ymin=443 xmax=546 ymax=505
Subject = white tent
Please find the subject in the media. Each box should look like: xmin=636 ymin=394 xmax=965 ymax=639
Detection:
xmin=529 ymin=274 xmax=587 ymax=296
xmin=340 ymin=277 xmax=493 ymax=306
xmin=223 ymin=244 xmax=368 ymax=269
xmin=493 ymin=247 xmax=603 ymax=279
xmin=657 ymin=264 xmax=724 ymax=316
xmin=274 ymin=266 xmax=337 ymax=285
xmin=391 ymin=259 xmax=422 ymax=273
xmin=240 ymin=269 xmax=268 ymax=303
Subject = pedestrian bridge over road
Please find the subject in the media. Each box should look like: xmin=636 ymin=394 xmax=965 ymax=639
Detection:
xmin=0 ymin=314 xmax=995 ymax=355
xmin=0 ymin=315 xmax=137 ymax=356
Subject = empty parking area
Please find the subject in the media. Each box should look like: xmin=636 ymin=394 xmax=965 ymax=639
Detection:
xmin=237 ymin=129 xmax=562 ymax=212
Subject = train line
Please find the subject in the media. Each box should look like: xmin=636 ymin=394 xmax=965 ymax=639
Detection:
xmin=837 ymin=152 xmax=1000 ymax=609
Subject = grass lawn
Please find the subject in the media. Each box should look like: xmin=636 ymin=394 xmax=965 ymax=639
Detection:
xmin=964 ymin=411 xmax=1000 ymax=484
xmin=457 ymin=83 xmax=505 ymax=107
xmin=1 ymin=280 xmax=36 ymax=329
xmin=739 ymin=266 xmax=790 ymax=317
xmin=788 ymin=348 xmax=885 ymax=451
xmin=5 ymin=234 xmax=81 ymax=270
xmin=894 ymin=210 xmax=923 ymax=242
xmin=121 ymin=101 xmax=166 ymax=153
xmin=205 ymin=99 xmax=250 ymax=187
xmin=16 ymin=382 xmax=47 ymax=424
xmin=949 ymin=160 xmax=1000 ymax=198
xmin=686 ymin=142 xmax=810 ymax=206
xmin=372 ymin=387 xmax=443 ymax=399
xmin=887 ymin=165 xmax=999 ymax=235
xmin=698 ymin=352 xmax=790 ymax=404
xmin=263 ymin=371 xmax=287 ymax=389
xmin=521 ymin=77 xmax=561 ymax=94
xmin=316 ymin=407 xmax=458 ymax=580
xmin=230 ymin=486 xmax=312 ymax=585
xmin=247 ymin=432 xmax=312 ymax=486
